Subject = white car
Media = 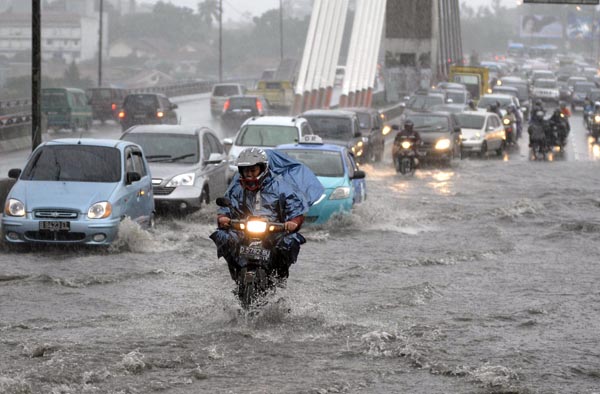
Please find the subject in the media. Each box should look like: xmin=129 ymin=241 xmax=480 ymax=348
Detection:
xmin=456 ymin=112 xmax=506 ymax=157
xmin=223 ymin=116 xmax=315 ymax=181
xmin=530 ymin=78 xmax=560 ymax=104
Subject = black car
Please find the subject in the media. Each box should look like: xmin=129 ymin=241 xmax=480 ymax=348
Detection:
xmin=86 ymin=87 xmax=128 ymax=123
xmin=118 ymin=93 xmax=178 ymax=131
xmin=300 ymin=109 xmax=367 ymax=162
xmin=343 ymin=107 xmax=386 ymax=162
xmin=220 ymin=95 xmax=269 ymax=132
xmin=404 ymin=111 xmax=462 ymax=165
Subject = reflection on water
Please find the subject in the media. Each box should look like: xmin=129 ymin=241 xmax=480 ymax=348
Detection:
xmin=427 ymin=170 xmax=456 ymax=196
xmin=591 ymin=143 xmax=600 ymax=160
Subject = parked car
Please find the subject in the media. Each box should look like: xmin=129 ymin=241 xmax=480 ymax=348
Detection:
xmin=221 ymin=95 xmax=270 ymax=132
xmin=456 ymin=112 xmax=505 ymax=157
xmin=86 ymin=87 xmax=128 ymax=123
xmin=299 ymin=109 xmax=367 ymax=162
xmin=223 ymin=116 xmax=315 ymax=181
xmin=342 ymin=107 xmax=386 ymax=162
xmin=2 ymin=139 xmax=154 ymax=245
xmin=121 ymin=125 xmax=228 ymax=213
xmin=118 ymin=93 xmax=178 ymax=131
xmin=277 ymin=135 xmax=366 ymax=225
xmin=210 ymin=83 xmax=246 ymax=117
xmin=41 ymin=87 xmax=93 ymax=132
xmin=403 ymin=111 xmax=463 ymax=165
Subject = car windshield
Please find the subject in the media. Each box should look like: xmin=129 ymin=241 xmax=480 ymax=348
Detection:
xmin=279 ymin=149 xmax=344 ymax=177
xmin=303 ymin=116 xmax=353 ymax=140
xmin=236 ymin=125 xmax=298 ymax=147
xmin=574 ymin=84 xmax=595 ymax=93
xmin=455 ymin=114 xmax=485 ymax=129
xmin=534 ymin=80 xmax=557 ymax=88
xmin=445 ymin=90 xmax=466 ymax=103
xmin=41 ymin=91 xmax=68 ymax=108
xmin=477 ymin=96 xmax=512 ymax=108
xmin=22 ymin=145 xmax=121 ymax=182
xmin=355 ymin=113 xmax=371 ymax=129
xmin=213 ymin=85 xmax=240 ymax=96
xmin=408 ymin=115 xmax=449 ymax=131
xmin=90 ymin=89 xmax=112 ymax=99
xmin=122 ymin=133 xmax=199 ymax=164
xmin=407 ymin=95 xmax=444 ymax=110
xmin=124 ymin=95 xmax=158 ymax=110
xmin=229 ymin=97 xmax=257 ymax=109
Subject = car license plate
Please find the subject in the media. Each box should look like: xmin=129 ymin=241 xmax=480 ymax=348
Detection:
xmin=39 ymin=221 xmax=70 ymax=231
xmin=240 ymin=245 xmax=270 ymax=261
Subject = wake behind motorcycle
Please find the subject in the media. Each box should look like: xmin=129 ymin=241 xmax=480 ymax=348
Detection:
xmin=216 ymin=197 xmax=287 ymax=310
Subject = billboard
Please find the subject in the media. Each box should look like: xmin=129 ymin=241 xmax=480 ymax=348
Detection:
xmin=567 ymin=12 xmax=596 ymax=39
xmin=520 ymin=14 xmax=564 ymax=38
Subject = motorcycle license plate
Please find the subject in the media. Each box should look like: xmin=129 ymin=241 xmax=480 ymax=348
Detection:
xmin=240 ymin=245 xmax=270 ymax=261
xmin=39 ymin=221 xmax=70 ymax=231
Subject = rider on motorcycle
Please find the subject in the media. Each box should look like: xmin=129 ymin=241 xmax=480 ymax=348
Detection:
xmin=528 ymin=109 xmax=547 ymax=150
xmin=530 ymin=99 xmax=544 ymax=122
xmin=547 ymin=108 xmax=568 ymax=148
xmin=210 ymin=148 xmax=314 ymax=283
xmin=392 ymin=120 xmax=422 ymax=165
xmin=559 ymin=101 xmax=571 ymax=119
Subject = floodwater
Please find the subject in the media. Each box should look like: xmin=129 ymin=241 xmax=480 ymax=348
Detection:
xmin=1 ymin=114 xmax=600 ymax=394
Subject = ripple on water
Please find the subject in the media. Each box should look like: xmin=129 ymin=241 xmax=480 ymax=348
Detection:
xmin=0 ymin=376 xmax=32 ymax=394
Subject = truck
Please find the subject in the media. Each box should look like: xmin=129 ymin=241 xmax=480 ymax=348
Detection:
xmin=247 ymin=80 xmax=294 ymax=111
xmin=448 ymin=66 xmax=489 ymax=103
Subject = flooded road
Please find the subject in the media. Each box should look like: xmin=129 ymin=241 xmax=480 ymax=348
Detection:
xmin=1 ymin=111 xmax=600 ymax=393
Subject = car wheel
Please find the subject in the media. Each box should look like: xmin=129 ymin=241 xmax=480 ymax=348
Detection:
xmin=148 ymin=213 xmax=156 ymax=229
xmin=480 ymin=141 xmax=488 ymax=158
xmin=496 ymin=141 xmax=505 ymax=156
xmin=375 ymin=143 xmax=384 ymax=162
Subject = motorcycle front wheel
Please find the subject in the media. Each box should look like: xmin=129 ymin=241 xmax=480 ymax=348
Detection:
xmin=237 ymin=267 xmax=269 ymax=309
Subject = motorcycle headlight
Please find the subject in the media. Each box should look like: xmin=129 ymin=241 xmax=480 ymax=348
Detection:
xmin=329 ymin=186 xmax=350 ymax=200
xmin=88 ymin=201 xmax=112 ymax=219
xmin=166 ymin=173 xmax=195 ymax=187
xmin=435 ymin=139 xmax=451 ymax=150
xmin=503 ymin=118 xmax=511 ymax=125
xmin=357 ymin=141 xmax=364 ymax=148
xmin=595 ymin=115 xmax=600 ymax=123
xmin=5 ymin=198 xmax=25 ymax=217
xmin=382 ymin=125 xmax=392 ymax=136
xmin=401 ymin=141 xmax=412 ymax=149
xmin=246 ymin=220 xmax=267 ymax=234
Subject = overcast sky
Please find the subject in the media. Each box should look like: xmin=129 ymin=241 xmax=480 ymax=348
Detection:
xmin=142 ymin=0 xmax=520 ymax=21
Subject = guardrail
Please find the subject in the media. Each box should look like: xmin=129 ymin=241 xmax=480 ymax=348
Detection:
xmin=0 ymin=98 xmax=31 ymax=116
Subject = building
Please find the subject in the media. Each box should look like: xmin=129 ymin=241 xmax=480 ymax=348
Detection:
xmin=0 ymin=11 xmax=108 ymax=63
xmin=384 ymin=0 xmax=462 ymax=96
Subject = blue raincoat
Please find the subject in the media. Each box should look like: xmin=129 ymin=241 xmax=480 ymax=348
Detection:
xmin=210 ymin=149 xmax=324 ymax=270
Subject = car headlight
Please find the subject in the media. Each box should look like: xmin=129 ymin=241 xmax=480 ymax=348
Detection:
xmin=382 ymin=125 xmax=392 ymax=135
xmin=329 ymin=187 xmax=350 ymax=200
xmin=166 ymin=173 xmax=195 ymax=187
xmin=595 ymin=115 xmax=600 ymax=123
xmin=4 ymin=198 xmax=25 ymax=217
xmin=435 ymin=139 xmax=451 ymax=150
xmin=88 ymin=201 xmax=112 ymax=219
xmin=473 ymin=132 xmax=481 ymax=140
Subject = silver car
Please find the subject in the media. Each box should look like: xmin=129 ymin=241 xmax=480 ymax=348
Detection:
xmin=121 ymin=125 xmax=228 ymax=213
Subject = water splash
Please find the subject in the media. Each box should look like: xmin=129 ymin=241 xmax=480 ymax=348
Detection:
xmin=0 ymin=376 xmax=32 ymax=394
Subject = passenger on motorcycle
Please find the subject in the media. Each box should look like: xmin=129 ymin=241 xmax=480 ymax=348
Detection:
xmin=528 ymin=109 xmax=547 ymax=149
xmin=547 ymin=108 xmax=568 ymax=148
xmin=559 ymin=101 xmax=571 ymax=119
xmin=392 ymin=121 xmax=422 ymax=164
xmin=210 ymin=148 xmax=310 ymax=283
xmin=530 ymin=99 xmax=544 ymax=122
xmin=488 ymin=102 xmax=503 ymax=119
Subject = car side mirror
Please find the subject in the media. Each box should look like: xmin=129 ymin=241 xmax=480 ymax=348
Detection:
xmin=8 ymin=168 xmax=21 ymax=179
xmin=223 ymin=137 xmax=233 ymax=146
xmin=204 ymin=152 xmax=224 ymax=165
xmin=352 ymin=170 xmax=366 ymax=179
xmin=171 ymin=103 xmax=178 ymax=109
xmin=126 ymin=171 xmax=141 ymax=184
xmin=454 ymin=126 xmax=461 ymax=133
xmin=354 ymin=131 xmax=362 ymax=138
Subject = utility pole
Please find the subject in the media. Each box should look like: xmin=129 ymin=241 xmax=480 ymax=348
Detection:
xmin=279 ymin=0 xmax=284 ymax=60
xmin=32 ymin=0 xmax=41 ymax=150
xmin=219 ymin=0 xmax=222 ymax=82
xmin=98 ymin=0 xmax=103 ymax=87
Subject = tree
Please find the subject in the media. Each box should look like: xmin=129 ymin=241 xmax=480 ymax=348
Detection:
xmin=198 ymin=0 xmax=219 ymax=28
xmin=63 ymin=60 xmax=80 ymax=86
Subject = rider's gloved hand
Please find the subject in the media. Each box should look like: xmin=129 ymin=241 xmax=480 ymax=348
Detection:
xmin=218 ymin=216 xmax=231 ymax=228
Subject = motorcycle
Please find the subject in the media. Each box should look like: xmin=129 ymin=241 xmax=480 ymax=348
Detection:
xmin=502 ymin=114 xmax=517 ymax=145
xmin=393 ymin=138 xmax=418 ymax=175
xmin=589 ymin=113 xmax=600 ymax=144
xmin=216 ymin=197 xmax=287 ymax=310
xmin=530 ymin=138 xmax=548 ymax=160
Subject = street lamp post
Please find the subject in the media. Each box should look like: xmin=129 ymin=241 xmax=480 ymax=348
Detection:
xmin=279 ymin=0 xmax=284 ymax=60
xmin=219 ymin=0 xmax=222 ymax=82
xmin=98 ymin=0 xmax=103 ymax=87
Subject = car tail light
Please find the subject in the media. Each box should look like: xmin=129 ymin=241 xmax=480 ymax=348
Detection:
xmin=111 ymin=103 xmax=117 ymax=110
xmin=223 ymin=99 xmax=230 ymax=112
xmin=118 ymin=111 xmax=125 ymax=119
xmin=256 ymin=99 xmax=263 ymax=112
xmin=157 ymin=111 xmax=164 ymax=118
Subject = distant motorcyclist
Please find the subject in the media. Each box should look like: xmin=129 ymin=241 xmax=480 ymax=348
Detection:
xmin=559 ymin=101 xmax=571 ymax=119
xmin=488 ymin=102 xmax=503 ymax=118
xmin=467 ymin=99 xmax=477 ymax=111
xmin=548 ymin=108 xmax=569 ymax=148
xmin=530 ymin=99 xmax=545 ymax=122
xmin=583 ymin=96 xmax=594 ymax=127
xmin=528 ymin=109 xmax=547 ymax=150
xmin=392 ymin=121 xmax=422 ymax=165
xmin=507 ymin=104 xmax=523 ymax=140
